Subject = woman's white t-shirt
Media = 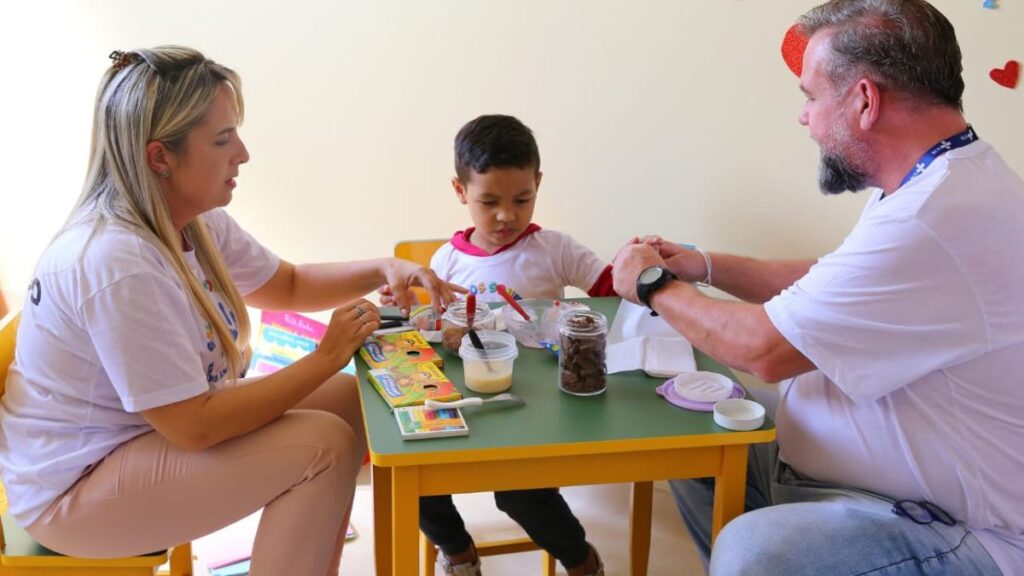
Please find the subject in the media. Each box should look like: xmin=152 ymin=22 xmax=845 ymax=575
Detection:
xmin=0 ymin=209 xmax=278 ymax=526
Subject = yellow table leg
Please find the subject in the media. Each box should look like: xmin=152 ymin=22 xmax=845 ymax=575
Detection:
xmin=421 ymin=531 xmax=438 ymax=576
xmin=629 ymin=480 xmax=653 ymax=576
xmin=373 ymin=465 xmax=393 ymax=576
xmin=710 ymin=445 xmax=749 ymax=543
xmin=392 ymin=466 xmax=421 ymax=576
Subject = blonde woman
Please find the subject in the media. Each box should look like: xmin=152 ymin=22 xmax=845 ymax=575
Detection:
xmin=0 ymin=46 xmax=459 ymax=575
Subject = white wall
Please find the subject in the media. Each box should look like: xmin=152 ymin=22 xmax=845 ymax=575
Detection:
xmin=1 ymin=0 xmax=1021 ymax=305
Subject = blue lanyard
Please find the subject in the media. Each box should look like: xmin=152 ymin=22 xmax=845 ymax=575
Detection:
xmin=899 ymin=126 xmax=978 ymax=188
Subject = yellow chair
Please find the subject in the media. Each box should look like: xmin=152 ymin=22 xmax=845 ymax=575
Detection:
xmin=0 ymin=310 xmax=194 ymax=575
xmin=394 ymin=239 xmax=449 ymax=306
xmin=396 ymin=239 xmax=657 ymax=575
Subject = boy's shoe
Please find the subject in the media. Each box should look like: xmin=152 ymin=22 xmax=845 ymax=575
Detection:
xmin=571 ymin=544 xmax=604 ymax=576
xmin=440 ymin=554 xmax=482 ymax=576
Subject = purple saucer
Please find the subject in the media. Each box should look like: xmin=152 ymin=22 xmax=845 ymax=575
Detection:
xmin=656 ymin=376 xmax=744 ymax=412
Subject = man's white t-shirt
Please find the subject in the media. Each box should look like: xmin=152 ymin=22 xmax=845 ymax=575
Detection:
xmin=0 ymin=209 xmax=278 ymax=526
xmin=765 ymin=140 xmax=1024 ymax=574
xmin=430 ymin=225 xmax=611 ymax=302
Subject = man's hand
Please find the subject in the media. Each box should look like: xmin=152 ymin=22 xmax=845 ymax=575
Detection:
xmin=612 ymin=242 xmax=667 ymax=303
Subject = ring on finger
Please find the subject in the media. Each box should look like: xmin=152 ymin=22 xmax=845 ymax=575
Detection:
xmin=355 ymin=306 xmax=365 ymax=318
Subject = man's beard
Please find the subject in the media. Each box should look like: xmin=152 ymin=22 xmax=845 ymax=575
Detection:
xmin=818 ymin=152 xmax=869 ymax=195
xmin=817 ymin=123 xmax=871 ymax=195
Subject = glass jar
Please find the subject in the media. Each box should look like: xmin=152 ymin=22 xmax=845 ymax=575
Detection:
xmin=558 ymin=310 xmax=608 ymax=395
xmin=440 ymin=299 xmax=497 ymax=353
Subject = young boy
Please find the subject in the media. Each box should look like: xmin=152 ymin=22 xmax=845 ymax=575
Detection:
xmin=422 ymin=115 xmax=611 ymax=576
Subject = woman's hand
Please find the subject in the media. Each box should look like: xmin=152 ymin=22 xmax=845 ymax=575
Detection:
xmin=376 ymin=284 xmax=401 ymax=307
xmin=315 ymin=299 xmax=381 ymax=370
xmin=382 ymin=259 xmax=465 ymax=316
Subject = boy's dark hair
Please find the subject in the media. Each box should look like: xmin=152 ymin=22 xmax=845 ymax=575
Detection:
xmin=454 ymin=114 xmax=540 ymax=182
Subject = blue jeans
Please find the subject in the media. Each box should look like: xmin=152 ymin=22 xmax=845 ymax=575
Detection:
xmin=671 ymin=443 xmax=1002 ymax=576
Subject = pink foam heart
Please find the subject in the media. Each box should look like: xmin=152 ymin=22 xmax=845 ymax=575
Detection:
xmin=990 ymin=60 xmax=1020 ymax=89
xmin=781 ymin=24 xmax=808 ymax=77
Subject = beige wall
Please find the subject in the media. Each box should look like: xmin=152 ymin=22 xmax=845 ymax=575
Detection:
xmin=1 ymin=0 xmax=1021 ymax=308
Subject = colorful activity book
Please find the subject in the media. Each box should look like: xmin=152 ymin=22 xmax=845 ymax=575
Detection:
xmin=394 ymin=405 xmax=470 ymax=440
xmin=369 ymin=361 xmax=461 ymax=408
xmin=248 ymin=310 xmax=328 ymax=376
xmin=358 ymin=329 xmax=444 ymax=370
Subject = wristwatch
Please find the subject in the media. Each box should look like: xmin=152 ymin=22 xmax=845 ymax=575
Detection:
xmin=636 ymin=266 xmax=677 ymax=314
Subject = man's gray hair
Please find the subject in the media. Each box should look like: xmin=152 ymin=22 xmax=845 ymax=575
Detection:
xmin=799 ymin=0 xmax=964 ymax=111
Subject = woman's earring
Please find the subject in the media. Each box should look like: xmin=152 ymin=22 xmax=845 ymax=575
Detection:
xmin=160 ymin=169 xmax=170 ymax=179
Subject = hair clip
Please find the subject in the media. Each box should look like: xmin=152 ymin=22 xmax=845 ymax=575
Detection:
xmin=108 ymin=50 xmax=136 ymax=72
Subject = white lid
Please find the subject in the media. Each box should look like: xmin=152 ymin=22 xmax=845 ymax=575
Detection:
xmin=712 ymin=399 xmax=766 ymax=431
xmin=672 ymin=371 xmax=735 ymax=403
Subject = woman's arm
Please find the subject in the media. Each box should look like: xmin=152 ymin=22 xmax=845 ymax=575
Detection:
xmin=141 ymin=299 xmax=379 ymax=451
xmin=244 ymin=259 xmax=463 ymax=315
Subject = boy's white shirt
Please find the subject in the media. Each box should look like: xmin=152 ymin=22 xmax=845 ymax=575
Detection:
xmin=429 ymin=226 xmax=607 ymax=302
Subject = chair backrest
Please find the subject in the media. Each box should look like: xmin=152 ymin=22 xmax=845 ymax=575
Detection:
xmin=394 ymin=239 xmax=447 ymax=305
xmin=0 ymin=310 xmax=193 ymax=572
xmin=0 ymin=311 xmax=19 ymax=398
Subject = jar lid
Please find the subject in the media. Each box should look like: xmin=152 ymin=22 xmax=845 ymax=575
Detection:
xmin=459 ymin=330 xmax=518 ymax=361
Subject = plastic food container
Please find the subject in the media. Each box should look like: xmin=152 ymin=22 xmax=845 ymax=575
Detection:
xmin=441 ymin=300 xmax=496 ymax=352
xmin=502 ymin=299 xmax=588 ymax=349
xmin=459 ymin=330 xmax=518 ymax=393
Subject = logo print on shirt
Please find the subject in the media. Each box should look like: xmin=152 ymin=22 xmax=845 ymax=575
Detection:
xmin=28 ymin=278 xmax=42 ymax=305
xmin=204 ymin=321 xmax=216 ymax=351
xmin=218 ymin=302 xmax=239 ymax=340
xmin=468 ymin=282 xmax=521 ymax=300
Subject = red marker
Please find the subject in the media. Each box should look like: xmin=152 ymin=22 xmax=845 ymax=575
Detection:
xmin=466 ymin=293 xmax=476 ymax=328
xmin=496 ymin=285 xmax=530 ymax=321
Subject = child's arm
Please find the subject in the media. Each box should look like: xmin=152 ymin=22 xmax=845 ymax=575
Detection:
xmin=587 ymin=265 xmax=616 ymax=297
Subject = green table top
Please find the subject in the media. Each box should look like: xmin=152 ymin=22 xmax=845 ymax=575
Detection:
xmin=357 ymin=297 xmax=774 ymax=463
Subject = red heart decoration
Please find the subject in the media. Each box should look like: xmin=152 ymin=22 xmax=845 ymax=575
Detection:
xmin=990 ymin=60 xmax=1020 ymax=89
xmin=781 ymin=24 xmax=808 ymax=77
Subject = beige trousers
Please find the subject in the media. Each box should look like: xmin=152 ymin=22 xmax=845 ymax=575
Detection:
xmin=27 ymin=373 xmax=367 ymax=576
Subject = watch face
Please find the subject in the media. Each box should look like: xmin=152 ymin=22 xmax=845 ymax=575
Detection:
xmin=639 ymin=266 xmax=664 ymax=284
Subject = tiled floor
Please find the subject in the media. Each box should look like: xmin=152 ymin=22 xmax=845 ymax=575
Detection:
xmin=187 ymin=466 xmax=704 ymax=575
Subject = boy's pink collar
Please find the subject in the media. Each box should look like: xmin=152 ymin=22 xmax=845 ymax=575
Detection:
xmin=450 ymin=224 xmax=542 ymax=256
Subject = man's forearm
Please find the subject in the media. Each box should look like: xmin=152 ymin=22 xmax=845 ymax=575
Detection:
xmin=703 ymin=253 xmax=815 ymax=304
xmin=649 ymin=280 xmax=814 ymax=382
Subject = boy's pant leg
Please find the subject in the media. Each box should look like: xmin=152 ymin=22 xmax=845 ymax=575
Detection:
xmin=494 ymin=488 xmax=590 ymax=568
xmin=420 ymin=495 xmax=474 ymax=556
